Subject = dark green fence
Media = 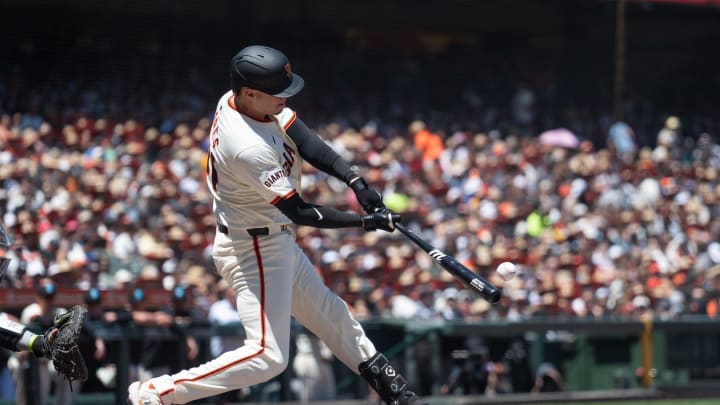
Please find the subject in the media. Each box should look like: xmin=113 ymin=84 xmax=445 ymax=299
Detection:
xmin=12 ymin=317 xmax=720 ymax=404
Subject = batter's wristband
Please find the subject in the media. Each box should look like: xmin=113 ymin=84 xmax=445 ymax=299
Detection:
xmin=349 ymin=176 xmax=369 ymax=193
xmin=29 ymin=335 xmax=44 ymax=357
xmin=344 ymin=172 xmax=362 ymax=186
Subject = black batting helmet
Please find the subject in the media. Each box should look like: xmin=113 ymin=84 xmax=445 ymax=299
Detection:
xmin=230 ymin=45 xmax=304 ymax=97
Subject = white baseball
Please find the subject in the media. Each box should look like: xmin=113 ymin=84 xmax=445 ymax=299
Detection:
xmin=496 ymin=262 xmax=518 ymax=281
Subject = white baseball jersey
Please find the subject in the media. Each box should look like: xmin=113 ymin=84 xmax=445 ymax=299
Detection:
xmin=143 ymin=90 xmax=377 ymax=405
xmin=207 ymin=90 xmax=302 ymax=229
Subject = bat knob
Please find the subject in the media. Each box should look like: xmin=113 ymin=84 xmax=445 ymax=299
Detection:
xmin=488 ymin=288 xmax=502 ymax=304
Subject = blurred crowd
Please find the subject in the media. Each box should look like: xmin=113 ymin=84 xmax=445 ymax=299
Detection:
xmin=2 ymin=84 xmax=719 ymax=325
xmin=1 ymin=37 xmax=720 ymax=400
xmin=305 ymin=114 xmax=720 ymax=323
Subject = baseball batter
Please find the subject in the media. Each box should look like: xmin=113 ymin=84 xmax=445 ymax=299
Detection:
xmin=128 ymin=45 xmax=424 ymax=405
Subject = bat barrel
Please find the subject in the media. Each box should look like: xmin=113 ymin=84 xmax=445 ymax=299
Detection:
xmin=395 ymin=223 xmax=501 ymax=304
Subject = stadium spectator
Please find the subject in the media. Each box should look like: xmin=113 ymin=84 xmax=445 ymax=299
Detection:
xmin=77 ymin=287 xmax=108 ymax=393
xmin=530 ymin=363 xmax=565 ymax=394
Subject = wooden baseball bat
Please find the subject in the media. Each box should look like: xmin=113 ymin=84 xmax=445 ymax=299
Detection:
xmin=395 ymin=223 xmax=501 ymax=304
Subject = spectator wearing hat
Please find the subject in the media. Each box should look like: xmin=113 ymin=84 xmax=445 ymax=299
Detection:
xmin=166 ymin=285 xmax=202 ymax=372
xmin=125 ymin=287 xmax=158 ymax=383
xmin=77 ymin=288 xmax=109 ymax=392
xmin=131 ymin=285 xmax=200 ymax=379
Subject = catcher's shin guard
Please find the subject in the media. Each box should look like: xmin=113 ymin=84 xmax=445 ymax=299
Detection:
xmin=359 ymin=352 xmax=424 ymax=405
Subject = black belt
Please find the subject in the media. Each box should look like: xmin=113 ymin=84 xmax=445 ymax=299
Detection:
xmin=217 ymin=224 xmax=288 ymax=237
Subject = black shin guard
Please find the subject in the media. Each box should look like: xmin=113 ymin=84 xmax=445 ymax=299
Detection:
xmin=359 ymin=353 xmax=418 ymax=405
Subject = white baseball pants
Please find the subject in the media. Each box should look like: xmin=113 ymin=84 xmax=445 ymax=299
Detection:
xmin=149 ymin=228 xmax=377 ymax=404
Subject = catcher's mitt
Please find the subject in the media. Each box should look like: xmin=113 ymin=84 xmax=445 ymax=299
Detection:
xmin=46 ymin=305 xmax=89 ymax=384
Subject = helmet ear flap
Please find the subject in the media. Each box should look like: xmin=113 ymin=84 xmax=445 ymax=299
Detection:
xmin=230 ymin=63 xmax=246 ymax=94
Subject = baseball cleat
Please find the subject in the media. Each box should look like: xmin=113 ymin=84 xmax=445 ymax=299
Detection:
xmin=128 ymin=381 xmax=163 ymax=405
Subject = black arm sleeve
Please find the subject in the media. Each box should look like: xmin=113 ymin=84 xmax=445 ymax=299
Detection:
xmin=285 ymin=118 xmax=358 ymax=183
xmin=275 ymin=193 xmax=363 ymax=228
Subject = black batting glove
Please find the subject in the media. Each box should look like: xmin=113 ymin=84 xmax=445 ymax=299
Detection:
xmin=361 ymin=210 xmax=401 ymax=232
xmin=349 ymin=176 xmax=385 ymax=214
